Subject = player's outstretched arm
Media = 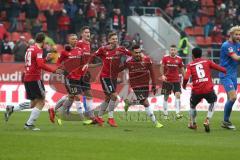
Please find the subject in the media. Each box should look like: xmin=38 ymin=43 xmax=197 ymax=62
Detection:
xmin=209 ymin=60 xmax=227 ymax=74
xmin=36 ymin=58 xmax=57 ymax=73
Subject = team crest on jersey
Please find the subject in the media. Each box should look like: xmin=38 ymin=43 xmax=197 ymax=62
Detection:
xmin=175 ymin=60 xmax=178 ymax=63
xmin=228 ymin=47 xmax=234 ymax=52
xmin=37 ymin=53 xmax=42 ymax=58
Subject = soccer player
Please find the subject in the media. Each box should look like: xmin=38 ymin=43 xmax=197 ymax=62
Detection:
xmin=160 ymin=45 xmax=185 ymax=119
xmin=89 ymin=32 xmax=132 ymax=127
xmin=76 ymin=26 xmax=95 ymax=124
xmin=219 ymin=25 xmax=240 ymax=130
xmin=182 ymin=47 xmax=226 ymax=132
xmin=120 ymin=45 xmax=163 ymax=128
xmin=54 ymin=34 xmax=91 ymax=123
xmin=5 ymin=32 xmax=63 ymax=130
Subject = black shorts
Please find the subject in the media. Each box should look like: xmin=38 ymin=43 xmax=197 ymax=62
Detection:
xmin=65 ymin=78 xmax=83 ymax=95
xmin=24 ymin=80 xmax=45 ymax=100
xmin=79 ymin=73 xmax=91 ymax=92
xmin=133 ymin=87 xmax=149 ymax=101
xmin=161 ymin=82 xmax=181 ymax=95
xmin=100 ymin=77 xmax=117 ymax=95
xmin=190 ymin=91 xmax=217 ymax=108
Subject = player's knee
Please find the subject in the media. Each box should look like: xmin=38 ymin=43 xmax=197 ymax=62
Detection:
xmin=35 ymin=99 xmax=45 ymax=109
xmin=175 ymin=92 xmax=181 ymax=99
xmin=110 ymin=93 xmax=117 ymax=101
xmin=141 ymin=99 xmax=149 ymax=107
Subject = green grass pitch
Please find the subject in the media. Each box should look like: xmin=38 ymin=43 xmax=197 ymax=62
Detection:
xmin=0 ymin=111 xmax=240 ymax=160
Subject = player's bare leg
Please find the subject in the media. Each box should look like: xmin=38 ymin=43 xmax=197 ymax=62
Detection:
xmin=4 ymin=101 xmax=33 ymax=122
xmin=24 ymin=99 xmax=45 ymax=131
xmin=107 ymin=92 xmax=118 ymax=127
xmin=204 ymin=102 xmax=215 ymax=132
xmin=175 ymin=92 xmax=183 ymax=119
xmin=188 ymin=105 xmax=197 ymax=130
xmin=143 ymin=99 xmax=163 ymax=128
xmin=163 ymin=94 xmax=169 ymax=120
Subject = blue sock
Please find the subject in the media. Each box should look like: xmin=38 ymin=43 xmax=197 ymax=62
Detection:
xmin=224 ymin=100 xmax=235 ymax=122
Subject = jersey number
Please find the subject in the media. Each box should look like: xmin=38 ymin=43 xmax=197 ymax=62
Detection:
xmin=195 ymin=64 xmax=205 ymax=78
xmin=25 ymin=51 xmax=32 ymax=67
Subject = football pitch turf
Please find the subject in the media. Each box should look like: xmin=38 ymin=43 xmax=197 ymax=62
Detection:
xmin=0 ymin=111 xmax=239 ymax=160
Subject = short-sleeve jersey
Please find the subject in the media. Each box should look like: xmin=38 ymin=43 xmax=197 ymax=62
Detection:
xmin=160 ymin=55 xmax=184 ymax=82
xmin=219 ymin=41 xmax=240 ymax=78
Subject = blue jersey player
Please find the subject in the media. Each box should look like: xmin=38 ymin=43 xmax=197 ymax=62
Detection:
xmin=219 ymin=26 xmax=240 ymax=130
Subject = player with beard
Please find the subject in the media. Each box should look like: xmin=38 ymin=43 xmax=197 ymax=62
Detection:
xmin=120 ymin=45 xmax=163 ymax=128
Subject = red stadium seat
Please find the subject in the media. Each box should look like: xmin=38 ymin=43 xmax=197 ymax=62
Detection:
xmin=22 ymin=32 xmax=32 ymax=41
xmin=2 ymin=54 xmax=14 ymax=63
xmin=11 ymin=32 xmax=20 ymax=42
xmin=184 ymin=27 xmax=194 ymax=36
xmin=201 ymin=16 xmax=209 ymax=25
xmin=193 ymin=26 xmax=204 ymax=36
xmin=195 ymin=36 xmax=205 ymax=46
xmin=207 ymin=7 xmax=215 ymax=16
xmin=205 ymin=36 xmax=212 ymax=46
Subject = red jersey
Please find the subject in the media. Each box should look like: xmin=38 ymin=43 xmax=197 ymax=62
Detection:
xmin=76 ymin=39 xmax=91 ymax=63
xmin=161 ymin=55 xmax=184 ymax=82
xmin=57 ymin=47 xmax=84 ymax=80
xmin=183 ymin=58 xmax=226 ymax=94
xmin=121 ymin=55 xmax=156 ymax=88
xmin=93 ymin=45 xmax=131 ymax=79
xmin=24 ymin=44 xmax=56 ymax=82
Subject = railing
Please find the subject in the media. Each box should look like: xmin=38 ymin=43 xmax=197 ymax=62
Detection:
xmin=137 ymin=16 xmax=168 ymax=47
xmin=129 ymin=6 xmax=183 ymax=32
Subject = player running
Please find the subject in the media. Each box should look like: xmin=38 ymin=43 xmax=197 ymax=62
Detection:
xmin=5 ymin=32 xmax=63 ymax=130
xmin=160 ymin=45 xmax=185 ymax=119
xmin=183 ymin=47 xmax=226 ymax=132
xmin=120 ymin=45 xmax=163 ymax=128
xmin=88 ymin=32 xmax=132 ymax=127
xmin=219 ymin=25 xmax=240 ymax=130
xmin=53 ymin=34 xmax=101 ymax=125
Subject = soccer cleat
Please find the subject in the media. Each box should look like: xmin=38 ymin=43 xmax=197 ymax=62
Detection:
xmin=24 ymin=123 xmax=40 ymax=131
xmin=107 ymin=118 xmax=118 ymax=127
xmin=83 ymin=119 xmax=93 ymax=125
xmin=203 ymin=118 xmax=210 ymax=133
xmin=56 ymin=117 xmax=62 ymax=126
xmin=95 ymin=117 xmax=104 ymax=126
xmin=176 ymin=113 xmax=183 ymax=119
xmin=163 ymin=115 xmax=169 ymax=120
xmin=155 ymin=121 xmax=163 ymax=128
xmin=221 ymin=121 xmax=236 ymax=130
xmin=4 ymin=105 xmax=14 ymax=122
xmin=124 ymin=99 xmax=131 ymax=112
xmin=188 ymin=122 xmax=197 ymax=130
xmin=48 ymin=108 xmax=55 ymax=123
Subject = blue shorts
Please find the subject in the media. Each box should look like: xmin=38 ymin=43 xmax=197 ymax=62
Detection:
xmin=220 ymin=76 xmax=237 ymax=92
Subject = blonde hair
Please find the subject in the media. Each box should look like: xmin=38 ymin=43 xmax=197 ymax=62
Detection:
xmin=229 ymin=25 xmax=240 ymax=35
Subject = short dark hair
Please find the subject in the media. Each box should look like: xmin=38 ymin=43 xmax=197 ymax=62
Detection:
xmin=192 ymin=47 xmax=202 ymax=58
xmin=35 ymin=32 xmax=45 ymax=43
xmin=170 ymin=44 xmax=177 ymax=48
xmin=80 ymin=26 xmax=90 ymax=33
xmin=108 ymin=32 xmax=117 ymax=40
xmin=132 ymin=44 xmax=140 ymax=50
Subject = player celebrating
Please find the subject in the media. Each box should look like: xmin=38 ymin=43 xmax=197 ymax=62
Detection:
xmin=120 ymin=45 xmax=163 ymax=128
xmin=89 ymin=32 xmax=132 ymax=127
xmin=160 ymin=45 xmax=185 ymax=119
xmin=5 ymin=32 xmax=63 ymax=130
xmin=219 ymin=25 xmax=240 ymax=130
xmin=183 ymin=47 xmax=226 ymax=132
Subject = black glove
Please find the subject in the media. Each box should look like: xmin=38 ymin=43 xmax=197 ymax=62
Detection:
xmin=152 ymin=85 xmax=157 ymax=95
